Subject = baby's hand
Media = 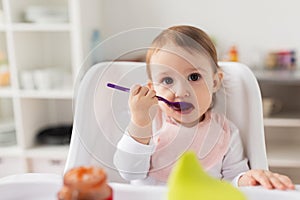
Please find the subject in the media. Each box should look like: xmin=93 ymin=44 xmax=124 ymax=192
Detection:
xmin=129 ymin=84 xmax=158 ymax=127
xmin=238 ymin=169 xmax=295 ymax=190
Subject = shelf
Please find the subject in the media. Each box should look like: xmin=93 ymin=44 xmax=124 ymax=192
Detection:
xmin=253 ymin=69 xmax=300 ymax=85
xmin=10 ymin=23 xmax=71 ymax=32
xmin=25 ymin=145 xmax=69 ymax=159
xmin=267 ymin=142 xmax=300 ymax=168
xmin=0 ymin=87 xmax=13 ymax=97
xmin=264 ymin=110 xmax=300 ymax=127
xmin=18 ymin=89 xmax=73 ymax=99
xmin=258 ymin=68 xmax=300 ymax=180
xmin=264 ymin=118 xmax=300 ymax=127
xmin=0 ymin=0 xmax=101 ymax=176
xmin=0 ymin=118 xmax=15 ymax=129
xmin=13 ymin=31 xmax=72 ymax=70
xmin=0 ymin=145 xmax=22 ymax=157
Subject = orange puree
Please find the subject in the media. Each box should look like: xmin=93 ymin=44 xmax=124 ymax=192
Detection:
xmin=58 ymin=166 xmax=113 ymax=200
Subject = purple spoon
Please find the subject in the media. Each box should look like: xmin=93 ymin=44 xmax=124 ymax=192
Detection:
xmin=107 ymin=83 xmax=193 ymax=111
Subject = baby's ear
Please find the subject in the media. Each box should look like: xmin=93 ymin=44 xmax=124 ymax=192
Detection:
xmin=212 ymin=70 xmax=223 ymax=93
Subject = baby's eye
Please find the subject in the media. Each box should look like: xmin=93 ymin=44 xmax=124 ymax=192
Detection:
xmin=162 ymin=77 xmax=174 ymax=85
xmin=188 ymin=73 xmax=202 ymax=81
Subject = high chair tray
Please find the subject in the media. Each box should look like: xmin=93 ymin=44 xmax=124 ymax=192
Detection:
xmin=0 ymin=173 xmax=299 ymax=200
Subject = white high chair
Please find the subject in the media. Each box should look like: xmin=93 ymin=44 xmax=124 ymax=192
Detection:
xmin=64 ymin=61 xmax=268 ymax=182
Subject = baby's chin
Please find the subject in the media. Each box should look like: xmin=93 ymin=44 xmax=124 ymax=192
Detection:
xmin=174 ymin=119 xmax=199 ymax=127
xmin=172 ymin=115 xmax=205 ymax=127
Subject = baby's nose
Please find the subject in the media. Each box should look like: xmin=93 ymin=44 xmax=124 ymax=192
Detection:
xmin=173 ymin=82 xmax=191 ymax=98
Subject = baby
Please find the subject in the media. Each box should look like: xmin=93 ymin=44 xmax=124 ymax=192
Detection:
xmin=114 ymin=25 xmax=295 ymax=190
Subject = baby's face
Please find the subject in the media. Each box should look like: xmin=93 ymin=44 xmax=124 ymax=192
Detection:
xmin=149 ymin=46 xmax=217 ymax=127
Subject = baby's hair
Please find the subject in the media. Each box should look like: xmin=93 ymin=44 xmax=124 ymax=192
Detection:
xmin=146 ymin=25 xmax=219 ymax=80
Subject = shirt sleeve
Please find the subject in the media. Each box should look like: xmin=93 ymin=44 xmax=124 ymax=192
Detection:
xmin=222 ymin=122 xmax=249 ymax=186
xmin=113 ymin=132 xmax=155 ymax=181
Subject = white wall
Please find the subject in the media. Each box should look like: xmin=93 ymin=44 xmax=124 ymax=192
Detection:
xmin=100 ymin=0 xmax=300 ymax=68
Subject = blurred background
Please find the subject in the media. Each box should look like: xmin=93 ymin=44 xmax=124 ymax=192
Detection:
xmin=0 ymin=0 xmax=299 ymax=183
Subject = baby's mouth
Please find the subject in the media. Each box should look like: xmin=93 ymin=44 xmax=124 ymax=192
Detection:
xmin=171 ymin=102 xmax=194 ymax=113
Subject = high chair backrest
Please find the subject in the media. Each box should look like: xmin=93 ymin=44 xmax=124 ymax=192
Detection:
xmin=64 ymin=61 xmax=268 ymax=182
xmin=216 ymin=62 xmax=268 ymax=170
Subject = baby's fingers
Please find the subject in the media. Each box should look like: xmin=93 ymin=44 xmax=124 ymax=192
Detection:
xmin=130 ymin=85 xmax=151 ymax=97
xmin=268 ymin=174 xmax=286 ymax=190
xmin=251 ymin=171 xmax=273 ymax=189
xmin=139 ymin=86 xmax=150 ymax=96
xmin=272 ymin=173 xmax=295 ymax=190
xmin=238 ymin=174 xmax=257 ymax=186
xmin=146 ymin=89 xmax=157 ymax=99
xmin=252 ymin=171 xmax=295 ymax=190
xmin=239 ymin=170 xmax=296 ymax=190
xmin=130 ymin=84 xmax=141 ymax=96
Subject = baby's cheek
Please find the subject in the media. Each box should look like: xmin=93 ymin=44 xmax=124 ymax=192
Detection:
xmin=158 ymin=101 xmax=168 ymax=111
xmin=202 ymin=76 xmax=215 ymax=90
xmin=199 ymin=93 xmax=212 ymax=111
xmin=156 ymin=87 xmax=175 ymax=100
xmin=158 ymin=101 xmax=173 ymax=117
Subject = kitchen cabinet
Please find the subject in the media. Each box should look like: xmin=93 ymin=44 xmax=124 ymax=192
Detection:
xmin=254 ymin=69 xmax=300 ymax=184
xmin=0 ymin=0 xmax=102 ymax=177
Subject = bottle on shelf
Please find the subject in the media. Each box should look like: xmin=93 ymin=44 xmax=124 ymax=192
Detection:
xmin=0 ymin=51 xmax=10 ymax=87
xmin=290 ymin=50 xmax=297 ymax=69
xmin=90 ymin=29 xmax=101 ymax=65
xmin=264 ymin=50 xmax=297 ymax=70
xmin=265 ymin=52 xmax=277 ymax=69
xmin=228 ymin=45 xmax=239 ymax=62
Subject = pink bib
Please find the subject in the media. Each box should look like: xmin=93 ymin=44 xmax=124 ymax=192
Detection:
xmin=148 ymin=111 xmax=231 ymax=182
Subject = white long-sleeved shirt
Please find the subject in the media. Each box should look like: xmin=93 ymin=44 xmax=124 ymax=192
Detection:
xmin=113 ymin=111 xmax=249 ymax=186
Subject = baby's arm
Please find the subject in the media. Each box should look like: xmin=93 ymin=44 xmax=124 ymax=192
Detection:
xmin=238 ymin=169 xmax=295 ymax=190
xmin=113 ymin=133 xmax=155 ymax=180
xmin=113 ymin=84 xmax=158 ymax=181
xmin=221 ymin=123 xmax=249 ymax=185
xmin=127 ymin=84 xmax=158 ymax=144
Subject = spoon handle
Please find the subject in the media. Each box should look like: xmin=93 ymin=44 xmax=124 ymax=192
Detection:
xmin=107 ymin=82 xmax=169 ymax=104
xmin=107 ymin=82 xmax=165 ymax=99
xmin=107 ymin=83 xmax=130 ymax=92
xmin=107 ymin=82 xmax=162 ymax=99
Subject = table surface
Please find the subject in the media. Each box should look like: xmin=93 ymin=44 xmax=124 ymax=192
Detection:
xmin=0 ymin=173 xmax=299 ymax=200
